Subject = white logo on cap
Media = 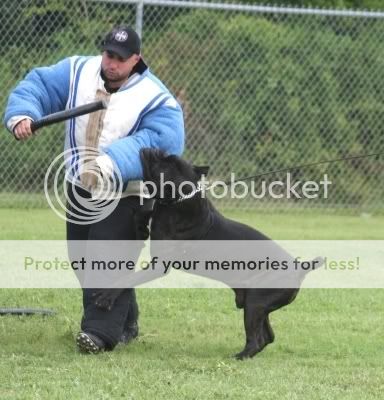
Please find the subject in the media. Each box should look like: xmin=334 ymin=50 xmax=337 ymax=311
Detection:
xmin=114 ymin=30 xmax=128 ymax=42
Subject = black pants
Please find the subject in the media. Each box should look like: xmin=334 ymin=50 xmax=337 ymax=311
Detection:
xmin=66 ymin=184 xmax=149 ymax=349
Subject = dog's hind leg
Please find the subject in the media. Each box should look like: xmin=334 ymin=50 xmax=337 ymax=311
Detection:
xmin=247 ymin=314 xmax=274 ymax=357
xmin=262 ymin=314 xmax=275 ymax=345
xmin=235 ymin=304 xmax=269 ymax=360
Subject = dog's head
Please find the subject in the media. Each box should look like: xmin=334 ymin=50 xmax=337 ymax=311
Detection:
xmin=140 ymin=148 xmax=209 ymax=202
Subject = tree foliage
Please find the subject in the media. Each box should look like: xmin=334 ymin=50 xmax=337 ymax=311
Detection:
xmin=1 ymin=0 xmax=383 ymax=206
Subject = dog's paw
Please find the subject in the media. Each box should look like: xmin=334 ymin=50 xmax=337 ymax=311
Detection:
xmin=234 ymin=345 xmax=259 ymax=360
xmin=234 ymin=349 xmax=252 ymax=360
xmin=92 ymin=289 xmax=122 ymax=311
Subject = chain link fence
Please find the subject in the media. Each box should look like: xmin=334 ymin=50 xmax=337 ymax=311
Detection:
xmin=1 ymin=0 xmax=383 ymax=212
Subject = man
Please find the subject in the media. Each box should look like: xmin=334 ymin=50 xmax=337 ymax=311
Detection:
xmin=4 ymin=25 xmax=185 ymax=353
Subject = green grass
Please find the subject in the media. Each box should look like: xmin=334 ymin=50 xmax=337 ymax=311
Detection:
xmin=0 ymin=209 xmax=383 ymax=399
xmin=0 ymin=208 xmax=383 ymax=240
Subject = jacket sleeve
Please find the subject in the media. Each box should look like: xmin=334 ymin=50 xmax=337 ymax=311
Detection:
xmin=3 ymin=58 xmax=71 ymax=131
xmin=104 ymin=100 xmax=185 ymax=182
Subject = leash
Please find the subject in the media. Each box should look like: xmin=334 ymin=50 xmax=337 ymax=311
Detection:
xmin=222 ymin=152 xmax=383 ymax=186
xmin=0 ymin=308 xmax=56 ymax=316
xmin=164 ymin=151 xmax=384 ymax=204
xmin=164 ymin=151 xmax=383 ymax=205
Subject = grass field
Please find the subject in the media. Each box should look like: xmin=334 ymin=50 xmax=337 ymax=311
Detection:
xmin=0 ymin=208 xmax=383 ymax=399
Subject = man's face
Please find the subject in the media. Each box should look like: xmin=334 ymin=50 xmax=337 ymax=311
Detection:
xmin=101 ymin=50 xmax=140 ymax=84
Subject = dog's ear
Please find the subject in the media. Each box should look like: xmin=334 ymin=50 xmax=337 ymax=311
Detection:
xmin=193 ymin=165 xmax=210 ymax=177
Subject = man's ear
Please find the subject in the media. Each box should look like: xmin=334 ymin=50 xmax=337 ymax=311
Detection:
xmin=193 ymin=165 xmax=210 ymax=177
xmin=132 ymin=54 xmax=141 ymax=64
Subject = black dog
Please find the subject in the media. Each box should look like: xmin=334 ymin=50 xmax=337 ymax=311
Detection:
xmin=94 ymin=148 xmax=323 ymax=359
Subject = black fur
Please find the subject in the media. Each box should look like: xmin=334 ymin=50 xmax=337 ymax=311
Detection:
xmin=94 ymin=148 xmax=323 ymax=359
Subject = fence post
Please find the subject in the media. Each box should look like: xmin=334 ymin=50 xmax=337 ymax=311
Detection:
xmin=135 ymin=0 xmax=144 ymax=38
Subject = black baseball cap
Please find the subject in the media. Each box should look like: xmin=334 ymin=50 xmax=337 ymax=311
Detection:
xmin=102 ymin=26 xmax=141 ymax=59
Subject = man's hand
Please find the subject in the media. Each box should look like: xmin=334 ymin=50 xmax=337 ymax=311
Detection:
xmin=13 ymin=119 xmax=34 ymax=140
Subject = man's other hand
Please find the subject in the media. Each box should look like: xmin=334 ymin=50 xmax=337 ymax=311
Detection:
xmin=13 ymin=119 xmax=34 ymax=140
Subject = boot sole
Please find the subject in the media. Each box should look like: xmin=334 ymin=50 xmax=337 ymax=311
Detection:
xmin=76 ymin=332 xmax=104 ymax=354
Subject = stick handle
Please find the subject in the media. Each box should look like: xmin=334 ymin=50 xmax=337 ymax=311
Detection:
xmin=30 ymin=100 xmax=108 ymax=132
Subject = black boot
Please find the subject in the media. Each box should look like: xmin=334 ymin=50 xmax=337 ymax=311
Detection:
xmin=120 ymin=322 xmax=139 ymax=344
xmin=76 ymin=331 xmax=106 ymax=354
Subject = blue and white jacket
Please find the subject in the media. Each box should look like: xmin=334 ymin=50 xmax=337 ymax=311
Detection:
xmin=4 ymin=55 xmax=185 ymax=195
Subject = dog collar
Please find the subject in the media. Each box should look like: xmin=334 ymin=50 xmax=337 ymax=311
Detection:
xmin=157 ymin=182 xmax=204 ymax=206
